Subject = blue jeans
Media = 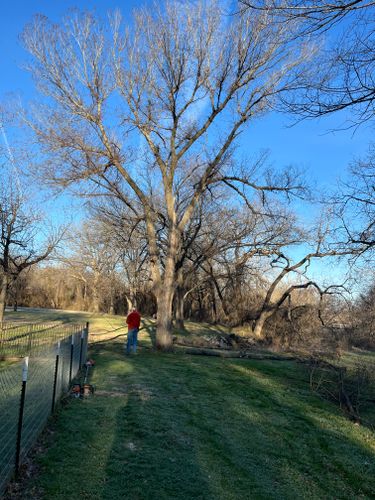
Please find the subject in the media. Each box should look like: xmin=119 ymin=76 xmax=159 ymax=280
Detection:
xmin=126 ymin=328 xmax=139 ymax=354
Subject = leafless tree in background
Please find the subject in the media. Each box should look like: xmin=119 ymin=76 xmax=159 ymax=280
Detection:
xmin=172 ymin=199 xmax=293 ymax=328
xmin=250 ymin=249 xmax=348 ymax=338
xmin=188 ymin=205 xmax=350 ymax=338
xmin=0 ymin=180 xmax=59 ymax=323
xmin=59 ymin=220 xmax=121 ymax=313
xmin=93 ymin=201 xmax=150 ymax=311
xmin=355 ymin=283 xmax=375 ymax=347
xmin=335 ymin=148 xmax=375 ymax=255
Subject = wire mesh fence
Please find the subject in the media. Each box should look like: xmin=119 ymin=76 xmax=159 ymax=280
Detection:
xmin=0 ymin=322 xmax=89 ymax=496
xmin=0 ymin=322 xmax=85 ymax=358
xmin=0 ymin=361 xmax=21 ymax=496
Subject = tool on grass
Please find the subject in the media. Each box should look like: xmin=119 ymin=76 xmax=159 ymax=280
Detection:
xmin=71 ymin=383 xmax=81 ymax=398
xmin=82 ymin=359 xmax=95 ymax=397
xmin=70 ymin=358 xmax=95 ymax=398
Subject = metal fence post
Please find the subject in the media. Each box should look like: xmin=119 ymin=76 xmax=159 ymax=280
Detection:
xmin=79 ymin=329 xmax=84 ymax=369
xmin=69 ymin=334 xmax=74 ymax=385
xmin=27 ymin=329 xmax=32 ymax=353
xmin=85 ymin=322 xmax=89 ymax=362
xmin=51 ymin=341 xmax=61 ymax=414
xmin=15 ymin=356 xmax=29 ymax=477
xmin=80 ymin=322 xmax=89 ymax=368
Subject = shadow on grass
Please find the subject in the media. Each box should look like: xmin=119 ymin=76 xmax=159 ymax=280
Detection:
xmin=28 ymin=342 xmax=375 ymax=499
xmin=100 ymin=346 xmax=374 ymax=499
xmin=187 ymin=360 xmax=375 ymax=498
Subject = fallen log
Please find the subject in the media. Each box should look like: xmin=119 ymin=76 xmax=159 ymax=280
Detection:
xmin=179 ymin=346 xmax=296 ymax=361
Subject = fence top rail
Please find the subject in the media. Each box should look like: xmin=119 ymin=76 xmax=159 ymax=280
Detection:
xmin=0 ymin=321 xmax=64 ymax=331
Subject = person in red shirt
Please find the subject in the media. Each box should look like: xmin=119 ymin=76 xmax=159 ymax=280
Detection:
xmin=126 ymin=308 xmax=141 ymax=354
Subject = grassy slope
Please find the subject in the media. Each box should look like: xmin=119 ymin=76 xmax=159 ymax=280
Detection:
xmin=5 ymin=309 xmax=375 ymax=499
xmin=24 ymin=350 xmax=375 ymax=497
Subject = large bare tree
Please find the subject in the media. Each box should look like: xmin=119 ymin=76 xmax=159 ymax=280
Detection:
xmin=22 ymin=1 xmax=310 ymax=348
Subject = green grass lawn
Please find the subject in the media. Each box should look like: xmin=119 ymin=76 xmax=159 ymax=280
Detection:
xmin=3 ymin=308 xmax=375 ymax=499
xmin=16 ymin=331 xmax=374 ymax=499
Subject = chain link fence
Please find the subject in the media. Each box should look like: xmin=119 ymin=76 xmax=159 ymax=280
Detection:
xmin=0 ymin=322 xmax=89 ymax=496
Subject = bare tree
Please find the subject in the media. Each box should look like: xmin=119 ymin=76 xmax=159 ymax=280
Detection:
xmin=93 ymin=201 xmax=150 ymax=312
xmin=0 ymin=183 xmax=58 ymax=322
xmin=335 ymin=147 xmax=375 ymax=255
xmin=21 ymin=1 xmax=310 ymax=348
xmin=250 ymin=249 xmax=347 ymax=338
xmin=185 ymin=197 xmax=301 ymax=322
xmin=354 ymin=282 xmax=375 ymax=347
xmin=59 ymin=220 xmax=121 ymax=313
xmin=283 ymin=17 xmax=375 ymax=123
xmin=239 ymin=0 xmax=375 ymax=124
xmin=239 ymin=0 xmax=374 ymax=34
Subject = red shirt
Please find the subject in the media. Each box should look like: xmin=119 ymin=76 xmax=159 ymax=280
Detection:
xmin=126 ymin=310 xmax=141 ymax=330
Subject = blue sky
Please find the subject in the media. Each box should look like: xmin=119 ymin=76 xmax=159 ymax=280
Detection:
xmin=1 ymin=0 xmax=371 ymax=191
xmin=0 ymin=0 xmax=373 ymax=286
xmin=0 ymin=1 xmax=138 ymax=223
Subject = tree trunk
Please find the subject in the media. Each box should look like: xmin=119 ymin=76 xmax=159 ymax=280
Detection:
xmin=252 ymin=310 xmax=274 ymax=338
xmin=155 ymin=252 xmax=177 ymax=349
xmin=174 ymin=286 xmax=185 ymax=330
xmin=109 ymin=293 xmax=115 ymax=315
xmin=156 ymin=286 xmax=174 ymax=349
xmin=92 ymin=271 xmax=101 ymax=313
xmin=197 ymin=289 xmax=203 ymax=321
xmin=125 ymin=295 xmax=134 ymax=312
xmin=54 ymin=281 xmax=61 ymax=309
xmin=92 ymin=292 xmax=100 ymax=313
xmin=125 ymin=284 xmax=138 ymax=313
xmin=154 ymin=222 xmax=180 ymax=350
xmin=0 ymin=275 xmax=9 ymax=324
xmin=75 ymin=282 xmax=84 ymax=310
xmin=210 ymin=280 xmax=218 ymax=323
xmin=92 ymin=280 xmax=100 ymax=313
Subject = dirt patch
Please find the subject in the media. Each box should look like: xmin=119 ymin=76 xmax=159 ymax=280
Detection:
xmin=95 ymin=382 xmax=153 ymax=401
xmin=95 ymin=390 xmax=128 ymax=398
xmin=128 ymin=384 xmax=154 ymax=401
